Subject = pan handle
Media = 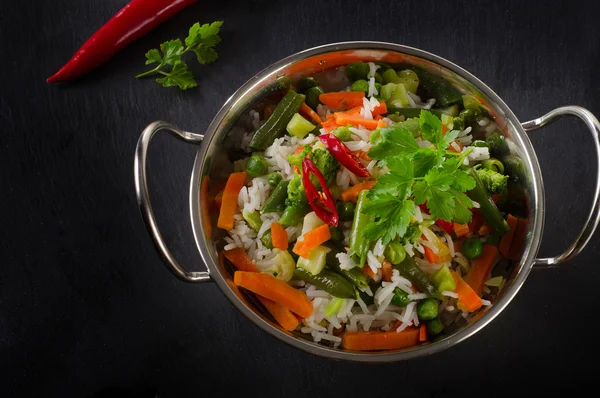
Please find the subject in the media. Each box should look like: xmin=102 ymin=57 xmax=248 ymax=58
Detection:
xmin=522 ymin=106 xmax=600 ymax=266
xmin=134 ymin=121 xmax=211 ymax=282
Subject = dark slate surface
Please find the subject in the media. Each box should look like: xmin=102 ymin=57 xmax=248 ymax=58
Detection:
xmin=1 ymin=0 xmax=599 ymax=396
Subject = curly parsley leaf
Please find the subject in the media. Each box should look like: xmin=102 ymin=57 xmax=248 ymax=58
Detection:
xmin=439 ymin=129 xmax=460 ymax=151
xmin=420 ymin=110 xmax=443 ymax=145
xmin=363 ymin=198 xmax=415 ymax=244
xmin=136 ymin=21 xmax=224 ymax=90
xmin=367 ymin=156 xmax=414 ymax=200
xmin=412 ymin=148 xmax=439 ymax=178
xmin=368 ymin=127 xmax=420 ymax=160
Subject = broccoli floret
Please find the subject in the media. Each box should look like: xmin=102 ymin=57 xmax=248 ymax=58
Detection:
xmin=475 ymin=168 xmax=509 ymax=194
xmin=286 ymin=145 xmax=311 ymax=168
xmin=285 ymin=173 xmax=307 ymax=208
xmin=308 ymin=148 xmax=340 ymax=185
xmin=399 ymin=223 xmax=421 ymax=245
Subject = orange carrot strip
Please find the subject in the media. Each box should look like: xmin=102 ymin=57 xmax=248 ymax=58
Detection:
xmin=499 ymin=214 xmax=518 ymax=259
xmin=382 ymin=260 xmax=393 ymax=282
xmin=419 ymin=324 xmax=427 ymax=342
xmin=363 ymin=265 xmax=377 ymax=280
xmin=453 ymin=223 xmax=469 ymax=238
xmin=423 ymin=246 xmax=452 ymax=264
xmin=340 ymin=180 xmax=376 ymax=202
xmin=464 ymin=245 xmax=499 ymax=296
xmin=372 ymin=100 xmax=387 ymax=117
xmin=333 ymin=113 xmax=379 ymax=130
xmin=376 ymin=119 xmax=388 ymax=129
xmin=508 ymin=218 xmax=528 ymax=260
xmin=341 ymin=329 xmax=420 ymax=351
xmin=321 ymin=118 xmax=338 ymax=133
xmin=319 ymin=91 xmax=365 ymax=109
xmin=234 ymin=271 xmax=313 ymax=318
xmin=451 ymin=270 xmax=482 ymax=312
xmin=224 ymin=248 xmax=258 ymax=272
xmin=217 ymin=172 xmax=247 ymax=230
xmin=271 ymin=222 xmax=288 ymax=250
xmin=334 ymin=106 xmax=362 ymax=118
xmin=292 ymin=224 xmax=331 ymax=258
xmin=257 ymin=296 xmax=300 ymax=331
xmin=299 ymin=102 xmax=323 ymax=125
xmin=214 ymin=189 xmax=224 ymax=210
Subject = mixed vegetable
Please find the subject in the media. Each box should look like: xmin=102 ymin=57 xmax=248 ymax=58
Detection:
xmin=216 ymin=61 xmax=528 ymax=352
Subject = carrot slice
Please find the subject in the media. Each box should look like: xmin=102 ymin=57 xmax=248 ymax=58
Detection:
xmin=341 ymin=329 xmax=420 ymax=351
xmin=372 ymin=100 xmax=387 ymax=117
xmin=271 ymin=222 xmax=288 ymax=250
xmin=319 ymin=91 xmax=365 ymax=109
xmin=340 ymin=180 xmax=376 ymax=202
xmin=453 ymin=223 xmax=469 ymax=238
xmin=508 ymin=218 xmax=528 ymax=260
xmin=299 ymin=102 xmax=323 ymax=125
xmin=423 ymin=246 xmax=452 ymax=264
xmin=451 ymin=270 xmax=482 ymax=312
xmin=321 ymin=118 xmax=338 ymax=133
xmin=376 ymin=119 xmax=388 ymax=129
xmin=381 ymin=259 xmax=393 ymax=282
xmin=419 ymin=324 xmax=427 ymax=342
xmin=292 ymin=224 xmax=331 ymax=258
xmin=257 ymin=296 xmax=300 ymax=331
xmin=234 ymin=271 xmax=313 ymax=318
xmin=499 ymin=214 xmax=518 ymax=258
xmin=224 ymin=247 xmax=258 ymax=272
xmin=334 ymin=106 xmax=362 ymax=118
xmin=217 ymin=171 xmax=247 ymax=230
xmin=464 ymin=245 xmax=499 ymax=296
xmin=333 ymin=113 xmax=379 ymax=130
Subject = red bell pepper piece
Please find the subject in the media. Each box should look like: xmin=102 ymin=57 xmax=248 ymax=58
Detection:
xmin=47 ymin=0 xmax=197 ymax=83
xmin=418 ymin=203 xmax=456 ymax=235
xmin=302 ymin=158 xmax=339 ymax=226
xmin=319 ymin=134 xmax=371 ymax=178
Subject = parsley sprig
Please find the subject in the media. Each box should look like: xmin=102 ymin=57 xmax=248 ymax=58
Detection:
xmin=362 ymin=110 xmax=475 ymax=244
xmin=135 ymin=21 xmax=223 ymax=90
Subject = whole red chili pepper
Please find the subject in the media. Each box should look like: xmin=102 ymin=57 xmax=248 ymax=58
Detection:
xmin=318 ymin=134 xmax=371 ymax=178
xmin=47 ymin=0 xmax=197 ymax=83
xmin=302 ymin=158 xmax=339 ymax=227
xmin=418 ymin=203 xmax=455 ymax=235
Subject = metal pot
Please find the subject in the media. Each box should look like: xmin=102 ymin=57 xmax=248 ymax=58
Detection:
xmin=134 ymin=42 xmax=600 ymax=362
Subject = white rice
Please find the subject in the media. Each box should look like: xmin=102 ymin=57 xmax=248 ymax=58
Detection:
xmin=336 ymin=252 xmax=358 ymax=270
xmin=373 ymin=238 xmax=385 ymax=257
xmin=367 ymin=62 xmax=380 ymax=78
xmin=472 ymin=200 xmax=480 ymax=209
xmin=441 ymin=291 xmax=459 ymax=298
xmin=404 ymin=243 xmax=415 ymax=257
xmin=368 ymin=77 xmax=378 ymax=97
xmin=360 ymin=97 xmax=373 ymax=119
xmin=408 ymin=293 xmax=428 ymax=300
xmin=367 ymin=250 xmax=382 ymax=274
xmin=349 ymin=127 xmax=369 ymax=141
xmin=481 ymin=299 xmax=493 ymax=307
xmin=414 ymin=205 xmax=424 ymax=222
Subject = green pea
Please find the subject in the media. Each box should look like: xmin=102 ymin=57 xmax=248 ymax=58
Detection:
xmin=336 ymin=201 xmax=356 ymax=222
xmin=351 ymin=79 xmax=369 ymax=94
xmin=452 ymin=117 xmax=465 ymax=131
xmin=481 ymin=158 xmax=505 ymax=174
xmin=462 ymin=238 xmax=483 ymax=259
xmin=472 ymin=140 xmax=490 ymax=149
xmin=485 ymin=132 xmax=510 ymax=157
xmin=245 ymin=154 xmax=269 ymax=178
xmin=374 ymin=72 xmax=384 ymax=84
xmin=295 ymin=76 xmax=319 ymax=93
xmin=426 ymin=318 xmax=444 ymax=336
xmin=417 ymin=298 xmax=439 ymax=321
xmin=384 ymin=242 xmax=406 ymax=265
xmin=267 ymin=172 xmax=283 ymax=187
xmin=459 ymin=108 xmax=481 ymax=125
xmin=329 ymin=226 xmax=343 ymax=242
xmin=391 ymin=288 xmax=410 ymax=307
xmin=345 ymin=62 xmax=370 ymax=81
xmin=305 ymin=86 xmax=324 ymax=109
xmin=332 ymin=126 xmax=352 ymax=142
xmin=261 ymin=230 xmax=273 ymax=249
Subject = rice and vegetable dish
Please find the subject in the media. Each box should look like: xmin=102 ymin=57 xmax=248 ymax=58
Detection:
xmin=215 ymin=61 xmax=528 ymax=351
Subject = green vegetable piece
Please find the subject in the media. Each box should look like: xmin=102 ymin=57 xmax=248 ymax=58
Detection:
xmin=349 ymin=190 xmax=374 ymax=266
xmin=330 ymin=185 xmax=341 ymax=200
xmin=398 ymin=118 xmax=421 ymax=138
xmin=242 ymin=210 xmax=263 ymax=232
xmin=374 ymin=72 xmax=384 ymax=84
xmin=267 ymin=172 xmax=283 ymax=187
xmin=399 ymin=224 xmax=421 ymax=245
xmin=384 ymin=242 xmax=406 ymax=265
xmin=393 ymin=256 xmax=441 ymax=298
xmin=336 ymin=201 xmax=356 ymax=222
xmin=358 ymin=289 xmax=375 ymax=306
xmin=324 ymin=241 xmax=370 ymax=291
xmin=287 ymin=145 xmax=311 ymax=168
xmin=382 ymin=69 xmax=402 ymax=84
xmin=374 ymin=82 xmax=382 ymax=95
xmin=462 ymin=238 xmax=483 ymax=259
xmin=502 ymin=155 xmax=526 ymax=182
xmin=260 ymin=229 xmax=273 ymax=249
xmin=260 ymin=180 xmax=289 ymax=214
xmin=294 ymin=267 xmax=356 ymax=298
xmin=440 ymin=104 xmax=459 ymax=117
xmin=431 ymin=264 xmax=456 ymax=292
xmin=452 ymin=117 xmax=465 ymax=131
xmin=485 ymin=132 xmax=510 ymax=157
xmin=472 ymin=140 xmax=490 ymax=150
xmin=332 ymin=126 xmax=353 ymax=142
xmin=387 ymin=84 xmax=409 ymax=107
xmin=417 ymin=298 xmax=439 ymax=321
xmin=245 ymin=154 xmax=269 ymax=178
xmin=481 ymin=158 xmax=504 ymax=174
xmin=280 ymin=205 xmax=307 ymax=226
xmin=458 ymin=108 xmax=481 ymax=126
xmin=411 ymin=68 xmax=463 ymax=107
xmin=324 ymin=297 xmax=344 ymax=317
xmin=309 ymin=149 xmax=340 ymax=185
xmin=297 ymin=245 xmax=329 ymax=275
xmin=426 ymin=318 xmax=444 ymax=336
xmin=475 ymin=167 xmax=509 ymax=194
xmin=441 ymin=113 xmax=453 ymax=128
xmin=467 ymin=169 xmax=511 ymax=234
xmin=462 ymin=95 xmax=481 ymax=110
xmin=296 ymin=76 xmax=319 ymax=93
xmin=305 ymin=86 xmax=324 ymax=110
xmin=380 ymin=83 xmax=396 ymax=101
xmin=397 ymin=69 xmax=419 ymax=93
xmin=351 ymin=79 xmax=370 ymax=94
xmin=386 ymin=107 xmax=444 ymax=119
xmin=391 ymin=288 xmax=411 ymax=307
xmin=286 ymin=113 xmax=315 ymax=138
xmin=249 ymin=91 xmax=305 ymax=150
xmin=255 ymin=250 xmax=295 ymax=281
xmin=345 ymin=62 xmax=370 ymax=81
xmin=329 ymin=226 xmax=343 ymax=242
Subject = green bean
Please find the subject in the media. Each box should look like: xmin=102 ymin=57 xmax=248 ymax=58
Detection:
xmin=267 ymin=172 xmax=283 ymax=187
xmin=260 ymin=230 xmax=273 ymax=249
xmin=294 ymin=267 xmax=356 ymax=298
xmin=393 ymin=256 xmax=441 ymax=298
xmin=295 ymin=76 xmax=319 ymax=93
xmin=467 ymin=169 xmax=511 ymax=234
xmin=481 ymin=158 xmax=505 ymax=174
xmin=485 ymin=132 xmax=510 ymax=157
xmin=249 ymin=91 xmax=305 ymax=150
xmin=411 ymin=68 xmax=463 ymax=107
xmin=350 ymin=79 xmax=369 ymax=94
xmin=462 ymin=238 xmax=483 ymax=259
xmin=242 ymin=210 xmax=263 ymax=232
xmin=349 ymin=190 xmax=374 ymax=266
xmin=345 ymin=62 xmax=370 ymax=81
xmin=260 ymin=180 xmax=289 ymax=214
xmin=391 ymin=288 xmax=411 ymax=307
xmin=384 ymin=242 xmax=406 ymax=265
xmin=245 ymin=154 xmax=269 ymax=178
xmin=279 ymin=204 xmax=308 ymax=226
xmin=305 ymin=86 xmax=324 ymax=110
xmin=336 ymin=201 xmax=356 ymax=222
xmin=426 ymin=318 xmax=444 ymax=336
xmin=332 ymin=126 xmax=352 ymax=142
xmin=417 ymin=298 xmax=439 ymax=320
xmin=323 ymin=241 xmax=370 ymax=291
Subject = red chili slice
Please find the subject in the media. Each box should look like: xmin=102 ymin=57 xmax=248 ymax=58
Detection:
xmin=302 ymin=158 xmax=339 ymax=226
xmin=318 ymin=134 xmax=371 ymax=178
